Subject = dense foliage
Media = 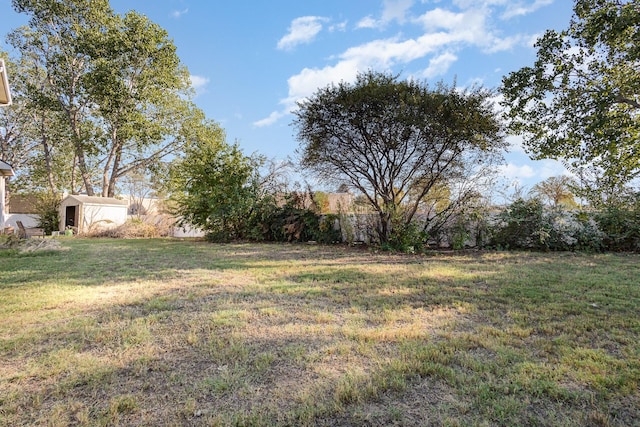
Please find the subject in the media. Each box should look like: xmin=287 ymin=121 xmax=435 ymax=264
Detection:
xmin=501 ymin=0 xmax=640 ymax=206
xmin=33 ymin=192 xmax=61 ymax=235
xmin=487 ymin=196 xmax=640 ymax=252
xmin=166 ymin=125 xmax=338 ymax=243
xmin=166 ymin=123 xmax=262 ymax=242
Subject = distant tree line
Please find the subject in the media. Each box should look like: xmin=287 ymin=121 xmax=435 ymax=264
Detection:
xmin=2 ymin=0 xmax=638 ymax=251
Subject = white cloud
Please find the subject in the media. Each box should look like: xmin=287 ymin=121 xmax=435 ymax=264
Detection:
xmin=189 ymin=75 xmax=209 ymax=91
xmin=356 ymin=15 xmax=378 ymax=29
xmin=329 ymin=21 xmax=348 ymax=32
xmin=277 ymin=16 xmax=328 ymax=51
xmin=415 ymin=7 xmax=485 ymax=35
xmin=499 ymin=163 xmax=536 ymax=179
xmin=341 ymin=36 xmax=436 ymax=66
xmin=538 ymin=159 xmax=569 ymax=180
xmin=357 ymin=0 xmax=414 ymax=30
xmin=283 ymin=60 xmax=362 ymax=108
xmin=501 ymin=0 xmax=554 ymax=19
xmin=253 ymin=60 xmax=363 ymax=126
xmin=483 ymin=34 xmax=530 ymax=53
xmin=382 ymin=0 xmax=415 ymax=24
xmin=450 ymin=0 xmax=554 ymax=20
xmin=170 ymin=8 xmax=188 ymax=19
xmin=505 ymin=135 xmax=526 ymax=154
xmin=189 ymin=75 xmax=210 ymax=98
xmin=414 ymin=7 xmax=525 ymax=53
xmin=498 ymin=160 xmax=570 ymax=187
xmin=422 ymin=51 xmax=457 ymax=78
xmin=253 ymin=111 xmax=286 ymax=128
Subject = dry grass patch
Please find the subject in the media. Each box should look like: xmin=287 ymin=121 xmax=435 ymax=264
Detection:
xmin=0 ymin=239 xmax=638 ymax=426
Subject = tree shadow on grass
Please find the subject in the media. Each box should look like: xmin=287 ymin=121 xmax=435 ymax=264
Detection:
xmin=1 ymin=240 xmax=638 ymax=426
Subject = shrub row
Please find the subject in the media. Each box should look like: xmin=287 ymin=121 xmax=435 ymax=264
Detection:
xmin=488 ymin=198 xmax=640 ymax=252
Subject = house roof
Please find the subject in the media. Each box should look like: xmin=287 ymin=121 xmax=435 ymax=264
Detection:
xmin=8 ymin=194 xmax=38 ymax=213
xmin=62 ymin=195 xmax=128 ymax=206
xmin=0 ymin=159 xmax=14 ymax=177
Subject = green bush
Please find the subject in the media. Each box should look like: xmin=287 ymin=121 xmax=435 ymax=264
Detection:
xmin=317 ymin=214 xmax=342 ymax=244
xmin=243 ymin=192 xmax=340 ymax=243
xmin=596 ymin=207 xmax=640 ymax=251
xmin=571 ymin=212 xmax=606 ymax=252
xmin=488 ymin=198 xmax=637 ymax=252
xmin=490 ymin=198 xmax=548 ymax=250
xmin=385 ymin=221 xmax=427 ymax=253
xmin=34 ymin=192 xmax=61 ymax=235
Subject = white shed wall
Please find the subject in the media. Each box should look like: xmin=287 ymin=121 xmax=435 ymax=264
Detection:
xmin=82 ymin=204 xmax=127 ymax=232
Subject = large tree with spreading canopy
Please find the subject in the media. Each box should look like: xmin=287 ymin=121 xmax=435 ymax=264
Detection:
xmin=294 ymin=71 xmax=505 ymax=243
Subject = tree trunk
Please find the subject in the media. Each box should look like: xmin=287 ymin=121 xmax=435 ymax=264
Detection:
xmin=76 ymin=147 xmax=94 ymax=196
xmin=41 ymin=133 xmax=57 ymax=195
xmin=106 ymin=144 xmax=122 ymax=198
xmin=378 ymin=211 xmax=391 ymax=244
xmin=67 ymin=110 xmax=94 ymax=196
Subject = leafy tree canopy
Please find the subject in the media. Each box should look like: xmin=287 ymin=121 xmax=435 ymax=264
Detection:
xmin=501 ymin=0 xmax=640 ymax=201
xmin=166 ymin=122 xmax=264 ymax=241
xmin=530 ymin=175 xmax=579 ymax=208
xmin=7 ymin=0 xmax=199 ymax=197
xmin=294 ymin=70 xmax=505 ymax=243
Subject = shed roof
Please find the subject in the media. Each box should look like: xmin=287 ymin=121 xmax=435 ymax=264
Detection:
xmin=62 ymin=195 xmax=128 ymax=206
xmin=0 ymin=159 xmax=14 ymax=177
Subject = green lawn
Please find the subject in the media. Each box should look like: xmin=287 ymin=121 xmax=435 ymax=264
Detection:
xmin=1 ymin=238 xmax=639 ymax=426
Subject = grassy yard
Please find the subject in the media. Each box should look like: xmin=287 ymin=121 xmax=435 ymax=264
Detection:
xmin=0 ymin=239 xmax=639 ymax=426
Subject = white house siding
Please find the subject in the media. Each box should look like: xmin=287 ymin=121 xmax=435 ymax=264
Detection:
xmin=4 ymin=213 xmax=39 ymax=229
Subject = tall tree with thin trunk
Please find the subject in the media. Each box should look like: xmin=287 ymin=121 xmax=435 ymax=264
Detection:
xmin=9 ymin=0 xmax=200 ymax=197
xmin=0 ymin=52 xmax=74 ymax=196
xmin=83 ymin=10 xmax=195 ymax=197
xmin=10 ymin=0 xmax=110 ymax=195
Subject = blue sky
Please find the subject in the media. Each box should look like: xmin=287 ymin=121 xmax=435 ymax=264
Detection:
xmin=1 ymin=0 xmax=575 ymax=192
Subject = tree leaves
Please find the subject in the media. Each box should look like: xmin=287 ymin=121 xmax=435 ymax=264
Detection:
xmin=167 ymin=126 xmax=264 ymax=240
xmin=8 ymin=0 xmax=199 ymax=197
xmin=501 ymin=0 xmax=640 ymax=205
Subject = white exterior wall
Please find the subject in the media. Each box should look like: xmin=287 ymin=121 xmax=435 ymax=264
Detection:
xmin=4 ymin=213 xmax=40 ymax=229
xmin=125 ymin=196 xmax=161 ymax=215
xmin=0 ymin=177 xmax=5 ymax=229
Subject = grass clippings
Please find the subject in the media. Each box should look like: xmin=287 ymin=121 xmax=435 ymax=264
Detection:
xmin=0 ymin=239 xmax=638 ymax=426
xmin=0 ymin=235 xmax=65 ymax=254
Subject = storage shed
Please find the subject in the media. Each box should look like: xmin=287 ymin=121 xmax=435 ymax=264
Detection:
xmin=59 ymin=195 xmax=128 ymax=235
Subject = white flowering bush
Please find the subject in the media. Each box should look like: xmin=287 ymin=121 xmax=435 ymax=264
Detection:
xmin=490 ymin=199 xmax=607 ymax=251
xmin=544 ymin=210 xmax=605 ymax=251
